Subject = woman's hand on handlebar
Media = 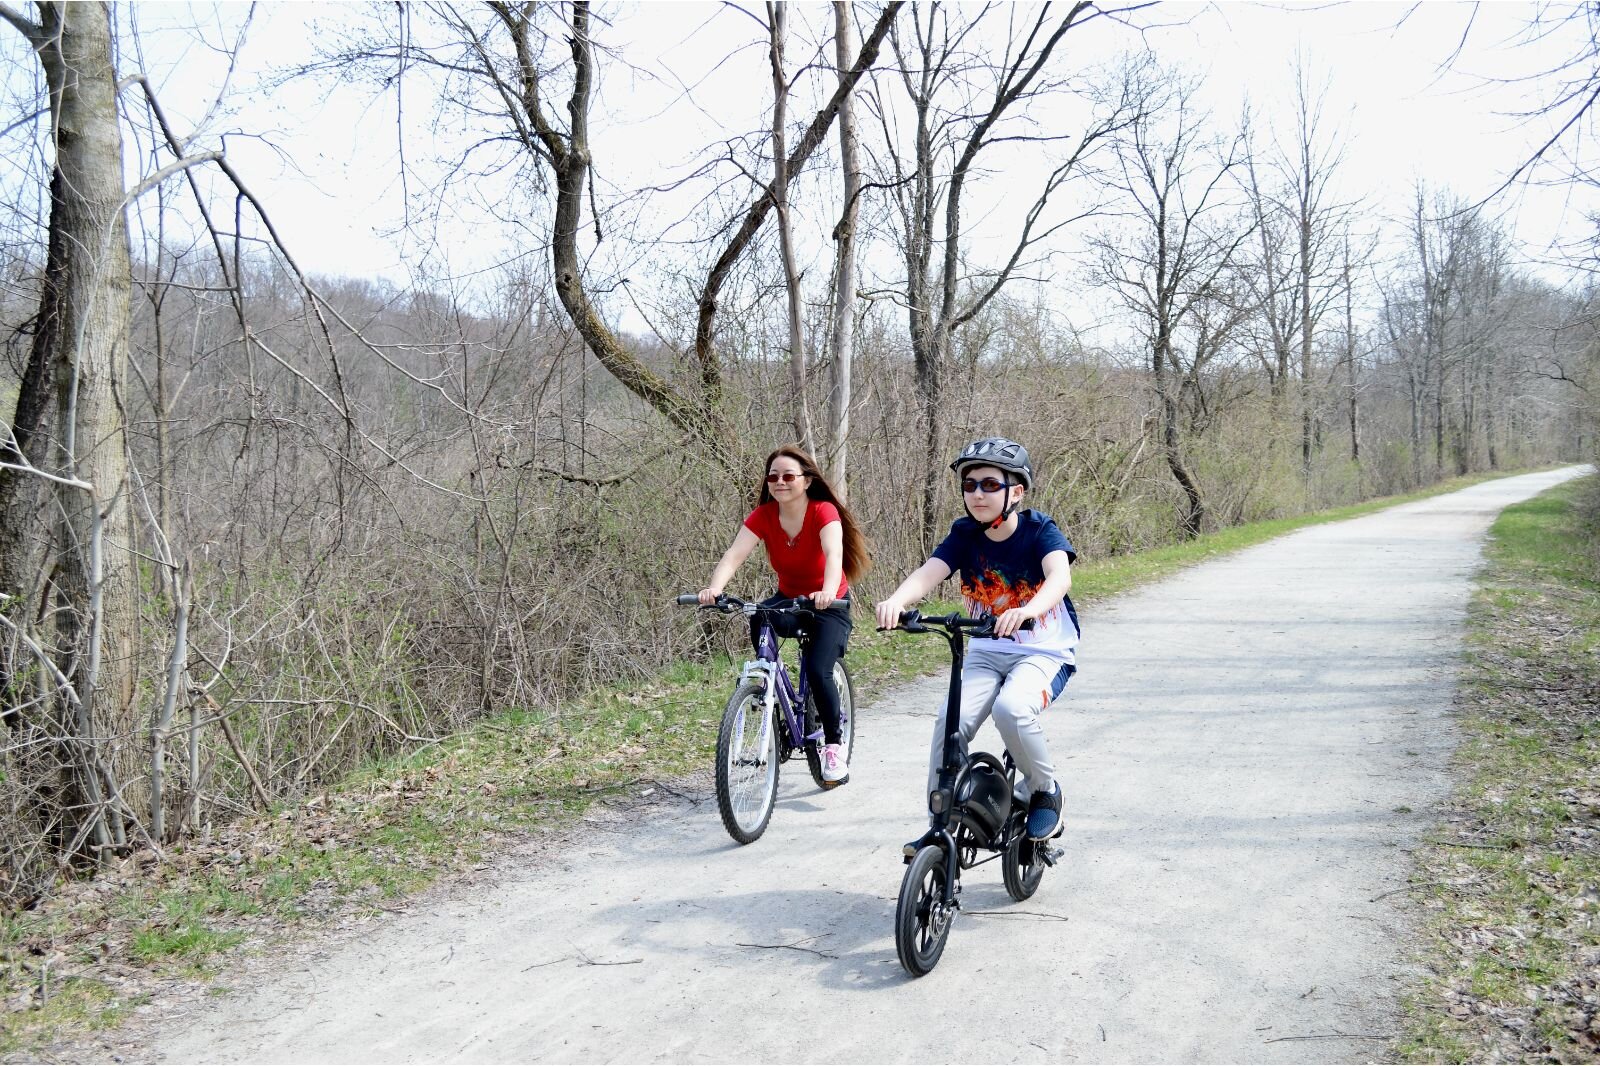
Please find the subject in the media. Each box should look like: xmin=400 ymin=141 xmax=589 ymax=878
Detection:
xmin=810 ymin=589 xmax=836 ymax=611
xmin=697 ymin=587 xmax=723 ymax=606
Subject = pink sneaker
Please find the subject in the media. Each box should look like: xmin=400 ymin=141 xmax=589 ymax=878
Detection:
xmin=821 ymin=743 xmax=849 ymax=786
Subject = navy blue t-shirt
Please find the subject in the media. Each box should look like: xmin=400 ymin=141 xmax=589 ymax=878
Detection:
xmin=932 ymin=508 xmax=1080 ymax=663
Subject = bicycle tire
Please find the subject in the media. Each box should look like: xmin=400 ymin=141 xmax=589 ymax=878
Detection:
xmin=1002 ymin=828 xmax=1045 ymax=901
xmin=896 ymin=844 xmax=955 ymax=977
xmin=805 ymin=660 xmax=856 ymax=789
xmin=715 ymin=681 xmax=779 ymax=844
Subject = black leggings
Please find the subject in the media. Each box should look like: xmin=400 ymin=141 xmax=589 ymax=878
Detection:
xmin=751 ymin=596 xmax=853 ymax=745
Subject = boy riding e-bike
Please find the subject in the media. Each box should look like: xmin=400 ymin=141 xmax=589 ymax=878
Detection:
xmin=875 ymin=437 xmax=1079 ymax=840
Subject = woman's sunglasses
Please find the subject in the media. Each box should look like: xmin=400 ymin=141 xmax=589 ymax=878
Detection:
xmin=765 ymin=472 xmax=805 ymax=484
xmin=961 ymin=476 xmax=1008 ymax=495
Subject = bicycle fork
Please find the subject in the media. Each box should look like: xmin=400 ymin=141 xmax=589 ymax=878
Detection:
xmin=738 ymin=659 xmax=781 ymax=759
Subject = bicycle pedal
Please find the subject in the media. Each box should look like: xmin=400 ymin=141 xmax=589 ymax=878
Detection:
xmin=1038 ymin=844 xmax=1061 ymax=867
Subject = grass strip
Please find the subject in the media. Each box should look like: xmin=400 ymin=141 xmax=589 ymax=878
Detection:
xmin=0 ymin=465 xmax=1566 ymax=1057
xmin=1395 ymin=473 xmax=1600 ymax=1063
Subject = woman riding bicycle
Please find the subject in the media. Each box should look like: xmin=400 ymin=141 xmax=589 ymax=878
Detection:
xmin=698 ymin=445 xmax=870 ymax=786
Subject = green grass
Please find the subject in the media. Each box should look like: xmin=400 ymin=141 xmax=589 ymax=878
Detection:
xmin=130 ymin=926 xmax=244 ymax=962
xmin=0 ymin=464 xmax=1574 ymax=1059
xmin=1395 ymin=472 xmax=1600 ymax=1063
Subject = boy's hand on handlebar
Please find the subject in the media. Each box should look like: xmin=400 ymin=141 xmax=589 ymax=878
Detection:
xmin=993 ymin=605 xmax=1038 ymax=638
xmin=874 ymin=598 xmax=905 ymax=630
xmin=810 ymin=589 xmax=836 ymax=610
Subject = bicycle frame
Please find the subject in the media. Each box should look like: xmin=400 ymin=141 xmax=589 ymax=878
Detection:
xmin=738 ymin=610 xmax=818 ymax=753
xmin=896 ymin=611 xmax=1037 ymax=904
xmin=919 ymin=617 xmax=975 ymax=902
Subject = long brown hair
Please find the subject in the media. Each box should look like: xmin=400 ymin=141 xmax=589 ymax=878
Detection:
xmin=758 ymin=444 xmax=872 ymax=582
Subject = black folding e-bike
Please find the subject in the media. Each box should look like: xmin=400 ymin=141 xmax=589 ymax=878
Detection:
xmin=885 ymin=609 xmax=1062 ymax=977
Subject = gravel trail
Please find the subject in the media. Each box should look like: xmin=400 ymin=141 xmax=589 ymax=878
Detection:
xmin=151 ymin=466 xmax=1590 ymax=1064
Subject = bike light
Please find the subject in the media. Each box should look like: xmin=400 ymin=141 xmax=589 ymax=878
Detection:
xmin=928 ymin=789 xmax=948 ymax=813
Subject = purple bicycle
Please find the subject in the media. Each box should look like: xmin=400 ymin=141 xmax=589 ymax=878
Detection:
xmin=677 ymin=593 xmax=856 ymax=844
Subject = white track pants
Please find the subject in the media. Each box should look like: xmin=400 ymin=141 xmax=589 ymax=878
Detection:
xmin=926 ymin=643 xmax=1073 ymax=799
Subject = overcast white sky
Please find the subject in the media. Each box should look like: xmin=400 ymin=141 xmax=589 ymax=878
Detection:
xmin=47 ymin=2 xmax=1600 ymax=325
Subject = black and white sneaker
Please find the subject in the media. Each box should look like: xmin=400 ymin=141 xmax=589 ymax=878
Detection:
xmin=1026 ymin=782 xmax=1063 ymax=840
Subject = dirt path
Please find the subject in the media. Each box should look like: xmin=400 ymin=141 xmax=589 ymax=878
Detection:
xmin=149 ymin=467 xmax=1590 ymax=1065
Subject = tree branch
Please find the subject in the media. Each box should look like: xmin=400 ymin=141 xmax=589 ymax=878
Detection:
xmin=0 ymin=1 xmax=43 ymax=45
xmin=122 ymin=150 xmax=225 ymax=203
xmin=692 ymin=1 xmax=904 ymax=402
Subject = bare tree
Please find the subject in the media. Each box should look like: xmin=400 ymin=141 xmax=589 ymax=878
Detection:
xmin=1339 ymin=233 xmax=1363 ymax=466
xmin=1093 ymin=76 xmax=1254 ymax=537
xmin=1240 ymin=56 xmax=1352 ymax=476
xmin=0 ymin=0 xmax=141 ymax=859
xmin=342 ymin=2 xmax=904 ymax=471
xmin=868 ymin=2 xmax=1154 ymax=546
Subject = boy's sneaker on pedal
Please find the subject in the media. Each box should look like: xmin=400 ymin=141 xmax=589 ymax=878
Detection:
xmin=822 ymin=743 xmax=849 ymax=787
xmin=1026 ymin=781 xmax=1062 ymax=840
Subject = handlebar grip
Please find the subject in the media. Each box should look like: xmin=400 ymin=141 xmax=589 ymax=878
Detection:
xmin=897 ymin=609 xmax=927 ymax=633
xmin=676 ymin=593 xmax=701 ymax=606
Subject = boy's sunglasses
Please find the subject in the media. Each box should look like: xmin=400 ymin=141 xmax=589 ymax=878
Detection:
xmin=961 ymin=476 xmax=1009 ymax=495
xmin=765 ymin=472 xmax=805 ymax=484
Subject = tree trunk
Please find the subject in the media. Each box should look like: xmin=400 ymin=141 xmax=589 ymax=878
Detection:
xmin=1433 ymin=381 xmax=1445 ymax=476
xmin=1342 ymin=242 xmax=1359 ymax=467
xmin=531 ymin=3 xmax=732 ymax=463
xmin=1299 ymin=211 xmax=1314 ymax=477
xmin=912 ymin=318 xmax=947 ymax=551
xmin=1408 ymin=370 xmax=1423 ymax=485
xmin=12 ymin=0 xmax=139 ymax=860
xmin=1478 ymin=347 xmax=1491 ymax=467
xmin=1155 ymin=331 xmax=1204 ymax=537
xmin=825 ymin=1 xmax=860 ymax=494
xmin=0 ymin=181 xmax=59 ymax=728
xmin=766 ymin=4 xmax=811 ymax=452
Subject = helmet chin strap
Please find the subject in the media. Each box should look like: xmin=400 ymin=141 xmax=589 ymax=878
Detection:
xmin=961 ymin=472 xmax=1019 ymax=531
xmin=990 ymin=476 xmax=1020 ymax=531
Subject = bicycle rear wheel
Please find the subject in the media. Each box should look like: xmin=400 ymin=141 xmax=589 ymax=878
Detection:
xmin=715 ymin=682 xmax=779 ymax=844
xmin=896 ymin=844 xmax=955 ymax=977
xmin=1002 ymin=829 xmax=1045 ymax=901
xmin=805 ymin=660 xmax=856 ymax=789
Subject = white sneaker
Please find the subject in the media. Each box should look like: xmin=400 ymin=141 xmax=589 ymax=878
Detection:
xmin=821 ymin=743 xmax=849 ymax=786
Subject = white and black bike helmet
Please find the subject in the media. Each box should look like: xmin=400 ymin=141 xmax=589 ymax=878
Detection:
xmin=950 ymin=436 xmax=1034 ymax=489
xmin=950 ymin=437 xmax=1033 ymax=528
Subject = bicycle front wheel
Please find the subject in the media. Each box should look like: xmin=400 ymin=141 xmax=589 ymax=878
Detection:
xmin=715 ymin=681 xmax=779 ymax=844
xmin=896 ymin=844 xmax=955 ymax=977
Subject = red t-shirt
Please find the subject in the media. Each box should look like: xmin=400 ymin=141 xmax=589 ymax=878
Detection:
xmin=743 ymin=499 xmax=849 ymax=599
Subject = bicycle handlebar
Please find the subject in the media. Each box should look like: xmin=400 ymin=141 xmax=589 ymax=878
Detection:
xmin=882 ymin=609 xmax=1034 ymax=639
xmin=674 ymin=592 xmax=814 ymax=615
